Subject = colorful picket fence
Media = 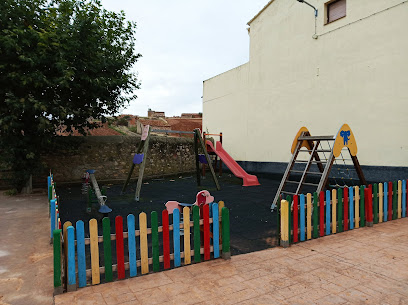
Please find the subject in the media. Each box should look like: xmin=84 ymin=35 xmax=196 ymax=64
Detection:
xmin=279 ymin=180 xmax=407 ymax=247
xmin=48 ymin=173 xmax=61 ymax=242
xmin=53 ymin=203 xmax=230 ymax=294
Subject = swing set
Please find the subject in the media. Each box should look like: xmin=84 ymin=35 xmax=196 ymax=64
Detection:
xmin=122 ymin=126 xmax=221 ymax=201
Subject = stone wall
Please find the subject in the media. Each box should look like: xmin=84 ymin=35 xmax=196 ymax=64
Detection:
xmin=43 ymin=135 xmax=196 ymax=186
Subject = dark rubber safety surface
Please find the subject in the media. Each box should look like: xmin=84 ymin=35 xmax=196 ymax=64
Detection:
xmin=58 ymin=173 xmax=281 ymax=256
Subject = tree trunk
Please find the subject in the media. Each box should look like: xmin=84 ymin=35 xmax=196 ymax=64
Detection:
xmin=21 ymin=175 xmax=33 ymax=194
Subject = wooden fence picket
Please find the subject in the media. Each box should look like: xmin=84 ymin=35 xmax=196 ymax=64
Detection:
xmin=306 ymin=193 xmax=312 ymax=240
xmin=221 ymin=207 xmax=231 ymax=259
xmin=293 ymin=195 xmax=299 ymax=243
xmin=319 ymin=191 xmax=324 ymax=237
xmin=193 ymin=205 xmax=201 ymax=263
xmin=115 ymin=216 xmax=125 ymax=279
xmin=212 ymin=203 xmax=220 ymax=258
xmin=203 ymin=204 xmax=211 ymax=261
xmin=403 ymin=180 xmax=406 ymax=218
xmin=151 ymin=211 xmax=160 ymax=272
xmin=139 ymin=212 xmax=149 ymax=274
xmin=337 ymin=188 xmax=343 ymax=233
xmin=183 ymin=207 xmax=191 ymax=265
xmin=53 ymin=229 xmax=62 ymax=294
xmin=280 ymin=200 xmax=289 ymax=247
xmin=332 ymin=189 xmax=337 ymax=234
xmin=343 ymin=187 xmax=348 ymax=231
xmin=349 ymin=187 xmax=354 ymax=229
xmin=127 ymin=214 xmax=137 ymax=277
xmin=354 ymin=186 xmax=360 ymax=228
xmin=300 ymin=194 xmax=305 ymax=241
xmin=313 ymin=192 xmax=318 ymax=239
xmin=360 ymin=186 xmax=365 ymax=227
xmin=379 ymin=183 xmax=383 ymax=223
xmin=162 ymin=210 xmax=171 ymax=269
xmin=89 ymin=219 xmax=100 ymax=285
xmin=326 ymin=190 xmax=331 ymax=236
xmin=76 ymin=221 xmax=86 ymax=288
xmin=388 ymin=182 xmax=392 ymax=221
xmin=102 ymin=218 xmax=113 ymax=282
xmin=393 ymin=181 xmax=398 ymax=220
xmin=373 ymin=184 xmax=379 ymax=224
xmin=384 ymin=182 xmax=388 ymax=222
xmin=67 ymin=226 xmax=76 ymax=291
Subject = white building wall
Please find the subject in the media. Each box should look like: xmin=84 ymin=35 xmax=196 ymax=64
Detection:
xmin=203 ymin=0 xmax=408 ymax=168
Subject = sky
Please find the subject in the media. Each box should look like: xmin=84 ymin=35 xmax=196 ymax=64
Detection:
xmin=100 ymin=0 xmax=269 ymax=117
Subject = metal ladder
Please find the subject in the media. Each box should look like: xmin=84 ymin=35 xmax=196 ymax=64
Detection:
xmin=271 ymin=131 xmax=336 ymax=210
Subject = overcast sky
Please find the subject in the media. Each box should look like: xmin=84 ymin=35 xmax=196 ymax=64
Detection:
xmin=100 ymin=0 xmax=269 ymax=117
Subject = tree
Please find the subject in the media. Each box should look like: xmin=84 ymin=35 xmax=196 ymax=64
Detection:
xmin=0 ymin=0 xmax=141 ymax=191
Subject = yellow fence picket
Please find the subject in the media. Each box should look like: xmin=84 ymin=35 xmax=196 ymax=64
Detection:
xmin=280 ymin=200 xmax=289 ymax=247
xmin=89 ymin=219 xmax=100 ymax=285
xmin=332 ymin=189 xmax=337 ymax=234
xmin=183 ymin=207 xmax=191 ymax=265
xmin=218 ymin=201 xmax=225 ymax=240
xmin=398 ymin=180 xmax=402 ymax=218
xmin=63 ymin=221 xmax=72 ymax=287
xmin=355 ymin=186 xmax=360 ymax=228
xmin=307 ymin=193 xmax=312 ymax=240
xmin=139 ymin=213 xmax=149 ymax=274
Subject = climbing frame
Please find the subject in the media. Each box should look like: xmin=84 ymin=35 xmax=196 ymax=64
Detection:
xmin=271 ymin=124 xmax=366 ymax=210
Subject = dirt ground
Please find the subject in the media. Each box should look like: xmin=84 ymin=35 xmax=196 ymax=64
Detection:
xmin=0 ymin=191 xmax=53 ymax=305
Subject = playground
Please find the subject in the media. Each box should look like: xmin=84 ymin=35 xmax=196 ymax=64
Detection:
xmin=58 ymin=173 xmax=281 ymax=256
xmin=48 ymin=123 xmax=408 ymax=297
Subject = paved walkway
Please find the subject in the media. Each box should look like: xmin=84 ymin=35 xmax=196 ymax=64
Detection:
xmin=0 ymin=192 xmax=53 ymax=305
xmin=55 ymin=218 xmax=408 ymax=305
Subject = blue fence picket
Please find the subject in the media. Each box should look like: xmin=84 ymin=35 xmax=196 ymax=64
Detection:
xmin=384 ymin=182 xmax=388 ymax=222
xmin=76 ymin=221 xmax=87 ymax=288
xmin=47 ymin=176 xmax=51 ymax=197
xmin=212 ymin=203 xmax=220 ymax=258
xmin=403 ymin=180 xmax=406 ymax=218
xmin=127 ymin=214 xmax=137 ymax=277
xmin=173 ymin=209 xmax=181 ymax=267
xmin=300 ymin=194 xmax=306 ymax=241
xmin=67 ymin=226 xmax=76 ymax=287
xmin=50 ymin=199 xmax=56 ymax=239
xmin=326 ymin=190 xmax=331 ymax=235
xmin=349 ymin=187 xmax=354 ymax=229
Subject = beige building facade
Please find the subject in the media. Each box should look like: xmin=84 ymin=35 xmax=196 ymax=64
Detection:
xmin=203 ymin=0 xmax=408 ymax=179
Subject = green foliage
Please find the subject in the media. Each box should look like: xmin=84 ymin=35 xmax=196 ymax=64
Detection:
xmin=0 ymin=0 xmax=141 ymax=190
xmin=4 ymin=189 xmax=18 ymax=196
xmin=128 ymin=126 xmax=138 ymax=133
xmin=116 ymin=117 xmax=129 ymax=126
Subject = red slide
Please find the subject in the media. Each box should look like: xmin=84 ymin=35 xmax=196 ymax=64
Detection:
xmin=206 ymin=140 xmax=260 ymax=187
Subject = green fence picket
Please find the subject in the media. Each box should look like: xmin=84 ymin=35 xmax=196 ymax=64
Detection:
xmin=360 ymin=185 xmax=365 ymax=227
xmin=373 ymin=184 xmax=379 ymax=224
xmin=393 ymin=181 xmax=398 ymax=220
xmin=151 ymin=211 xmax=160 ymax=272
xmin=102 ymin=217 xmax=113 ymax=282
xmin=221 ymin=207 xmax=230 ymax=259
xmin=193 ymin=205 xmax=201 ymax=263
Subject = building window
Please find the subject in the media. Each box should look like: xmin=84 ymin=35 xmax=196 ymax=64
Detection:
xmin=326 ymin=0 xmax=346 ymax=24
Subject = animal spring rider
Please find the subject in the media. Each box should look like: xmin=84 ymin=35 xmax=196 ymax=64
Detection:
xmin=85 ymin=170 xmax=112 ymax=214
xmin=165 ymin=190 xmax=215 ymax=214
